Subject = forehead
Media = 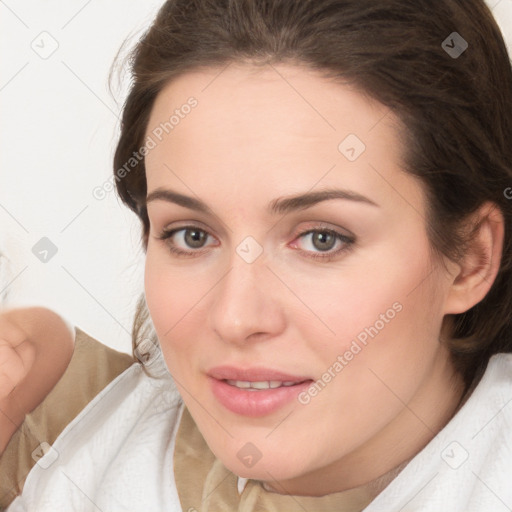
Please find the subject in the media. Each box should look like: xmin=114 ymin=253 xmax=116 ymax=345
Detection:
xmin=144 ymin=63 xmax=423 ymax=213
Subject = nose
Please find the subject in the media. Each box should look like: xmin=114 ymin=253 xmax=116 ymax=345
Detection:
xmin=209 ymin=255 xmax=287 ymax=345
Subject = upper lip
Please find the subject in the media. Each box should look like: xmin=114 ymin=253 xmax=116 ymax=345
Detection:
xmin=207 ymin=366 xmax=312 ymax=382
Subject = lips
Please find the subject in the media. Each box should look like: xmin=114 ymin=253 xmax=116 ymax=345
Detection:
xmin=207 ymin=366 xmax=313 ymax=417
xmin=224 ymin=379 xmax=300 ymax=390
xmin=208 ymin=365 xmax=311 ymax=383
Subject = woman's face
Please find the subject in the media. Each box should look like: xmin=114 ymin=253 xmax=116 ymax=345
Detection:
xmin=144 ymin=63 xmax=463 ymax=495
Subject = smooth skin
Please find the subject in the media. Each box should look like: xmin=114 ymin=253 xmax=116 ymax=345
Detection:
xmin=0 ymin=307 xmax=75 ymax=455
xmin=143 ymin=63 xmax=504 ymax=496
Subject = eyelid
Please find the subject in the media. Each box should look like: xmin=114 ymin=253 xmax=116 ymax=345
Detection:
xmin=148 ymin=206 xmax=229 ymax=240
xmin=289 ymin=221 xmax=355 ymax=241
xmin=158 ymin=218 xmax=213 ymax=233
xmin=159 ymin=225 xmax=217 ymax=242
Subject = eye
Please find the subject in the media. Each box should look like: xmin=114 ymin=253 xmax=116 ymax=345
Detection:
xmin=157 ymin=226 xmax=218 ymax=256
xmin=156 ymin=225 xmax=354 ymax=260
xmin=302 ymin=231 xmax=338 ymax=251
xmin=291 ymin=228 xmax=354 ymax=261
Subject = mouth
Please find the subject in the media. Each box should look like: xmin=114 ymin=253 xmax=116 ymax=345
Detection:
xmin=223 ymin=379 xmax=310 ymax=390
xmin=207 ymin=366 xmax=313 ymax=417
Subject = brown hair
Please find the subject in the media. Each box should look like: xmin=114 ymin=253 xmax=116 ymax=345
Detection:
xmin=112 ymin=0 xmax=512 ymax=389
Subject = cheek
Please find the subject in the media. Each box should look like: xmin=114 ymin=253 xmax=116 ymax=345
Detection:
xmin=144 ymin=250 xmax=189 ymax=354
xmin=144 ymin=246 xmax=201 ymax=328
xmin=317 ymin=274 xmax=444 ymax=421
xmin=144 ymin=251 xmax=173 ymax=332
xmin=288 ymin=235 xmax=444 ymax=402
xmin=287 ymin=256 xmax=432 ymax=356
xmin=290 ymin=294 xmax=442 ymax=462
xmin=143 ymin=248 xmax=215 ymax=370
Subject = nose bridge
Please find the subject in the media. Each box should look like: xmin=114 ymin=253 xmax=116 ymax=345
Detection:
xmin=224 ymin=258 xmax=259 ymax=306
xmin=209 ymin=249 xmax=285 ymax=343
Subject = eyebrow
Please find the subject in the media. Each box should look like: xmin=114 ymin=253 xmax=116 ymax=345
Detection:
xmin=146 ymin=187 xmax=379 ymax=215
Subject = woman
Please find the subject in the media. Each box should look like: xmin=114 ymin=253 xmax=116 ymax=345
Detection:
xmin=4 ymin=0 xmax=512 ymax=510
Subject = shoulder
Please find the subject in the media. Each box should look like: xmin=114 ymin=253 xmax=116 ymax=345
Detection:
xmin=71 ymin=327 xmax=136 ymax=387
xmin=472 ymin=352 xmax=512 ymax=437
xmin=474 ymin=353 xmax=512 ymax=425
xmin=365 ymin=352 xmax=512 ymax=511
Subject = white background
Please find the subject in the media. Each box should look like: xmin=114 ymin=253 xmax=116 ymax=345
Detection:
xmin=1 ymin=0 xmax=511 ymax=354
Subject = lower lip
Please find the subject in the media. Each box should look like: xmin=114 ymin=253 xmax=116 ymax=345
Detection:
xmin=209 ymin=377 xmax=312 ymax=417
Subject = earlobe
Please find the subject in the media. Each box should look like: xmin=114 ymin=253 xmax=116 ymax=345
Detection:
xmin=444 ymin=202 xmax=504 ymax=315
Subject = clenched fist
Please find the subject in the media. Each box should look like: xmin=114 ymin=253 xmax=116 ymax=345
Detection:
xmin=0 ymin=307 xmax=74 ymax=454
xmin=0 ymin=328 xmax=36 ymax=401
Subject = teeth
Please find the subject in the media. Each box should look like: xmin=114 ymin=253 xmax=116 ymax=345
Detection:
xmin=225 ymin=379 xmax=300 ymax=390
xmin=234 ymin=380 xmax=251 ymax=389
xmin=252 ymin=381 xmax=271 ymax=389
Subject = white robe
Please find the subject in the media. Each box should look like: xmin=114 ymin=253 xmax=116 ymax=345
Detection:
xmin=7 ymin=347 xmax=512 ymax=511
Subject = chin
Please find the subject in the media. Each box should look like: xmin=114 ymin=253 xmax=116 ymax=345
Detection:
xmin=218 ymin=450 xmax=306 ymax=483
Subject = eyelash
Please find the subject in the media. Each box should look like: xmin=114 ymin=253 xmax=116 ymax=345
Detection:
xmin=156 ymin=225 xmax=355 ymax=261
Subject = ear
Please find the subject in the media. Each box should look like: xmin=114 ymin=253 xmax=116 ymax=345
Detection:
xmin=444 ymin=202 xmax=504 ymax=315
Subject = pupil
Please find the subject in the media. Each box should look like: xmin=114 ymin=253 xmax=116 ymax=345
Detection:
xmin=313 ymin=231 xmax=335 ymax=251
xmin=185 ymin=229 xmax=206 ymax=248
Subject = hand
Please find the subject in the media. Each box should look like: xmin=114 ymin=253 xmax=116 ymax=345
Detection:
xmin=0 ymin=317 xmax=36 ymax=402
xmin=0 ymin=307 xmax=73 ymax=455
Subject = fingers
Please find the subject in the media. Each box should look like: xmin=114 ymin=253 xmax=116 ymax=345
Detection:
xmin=0 ymin=339 xmax=35 ymax=399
